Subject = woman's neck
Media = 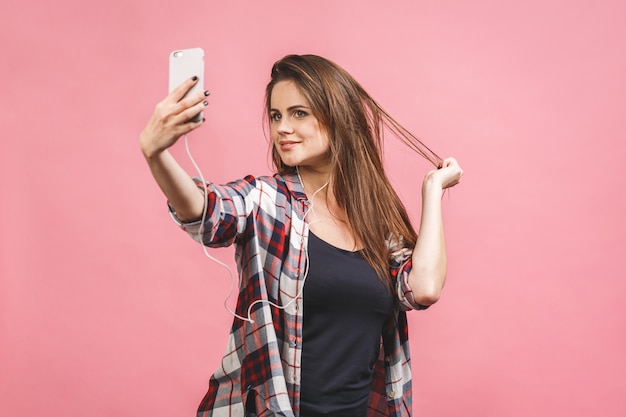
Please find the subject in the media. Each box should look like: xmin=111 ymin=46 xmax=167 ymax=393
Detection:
xmin=297 ymin=165 xmax=359 ymax=250
xmin=297 ymin=165 xmax=331 ymax=199
xmin=298 ymin=165 xmax=349 ymax=222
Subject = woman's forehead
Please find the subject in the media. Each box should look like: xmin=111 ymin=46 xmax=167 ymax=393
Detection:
xmin=270 ymin=80 xmax=310 ymax=109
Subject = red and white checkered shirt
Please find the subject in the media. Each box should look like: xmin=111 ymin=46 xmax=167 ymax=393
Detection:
xmin=170 ymin=173 xmax=427 ymax=417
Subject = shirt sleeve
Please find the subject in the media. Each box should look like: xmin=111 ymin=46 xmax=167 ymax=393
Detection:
xmin=389 ymin=240 xmax=430 ymax=311
xmin=168 ymin=175 xmax=258 ymax=248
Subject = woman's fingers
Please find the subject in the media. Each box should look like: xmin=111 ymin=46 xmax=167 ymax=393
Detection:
xmin=165 ymin=76 xmax=209 ymax=118
xmin=440 ymin=157 xmax=463 ymax=188
xmin=153 ymin=87 xmax=208 ymax=129
xmin=139 ymin=85 xmax=208 ymax=157
xmin=173 ymin=90 xmax=209 ymax=120
xmin=160 ymin=98 xmax=207 ymax=136
xmin=425 ymin=157 xmax=463 ymax=190
xmin=178 ymin=99 xmax=208 ymax=123
xmin=169 ymin=76 xmax=200 ymax=103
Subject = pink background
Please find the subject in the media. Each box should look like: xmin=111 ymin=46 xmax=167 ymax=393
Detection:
xmin=1 ymin=0 xmax=625 ymax=416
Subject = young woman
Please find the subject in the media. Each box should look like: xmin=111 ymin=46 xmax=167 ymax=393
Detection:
xmin=140 ymin=54 xmax=463 ymax=417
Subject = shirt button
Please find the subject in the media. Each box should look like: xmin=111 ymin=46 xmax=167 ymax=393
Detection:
xmin=389 ymin=391 xmax=396 ymax=399
xmin=384 ymin=356 xmax=391 ymax=362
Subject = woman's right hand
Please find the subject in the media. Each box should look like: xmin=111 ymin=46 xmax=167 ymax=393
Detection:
xmin=140 ymin=76 xmax=209 ymax=159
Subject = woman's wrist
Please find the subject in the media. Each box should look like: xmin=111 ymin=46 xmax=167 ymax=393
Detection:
xmin=422 ymin=175 xmax=444 ymax=198
xmin=140 ymin=134 xmax=165 ymax=160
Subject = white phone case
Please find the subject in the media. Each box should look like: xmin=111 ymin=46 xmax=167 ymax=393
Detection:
xmin=169 ymin=47 xmax=205 ymax=122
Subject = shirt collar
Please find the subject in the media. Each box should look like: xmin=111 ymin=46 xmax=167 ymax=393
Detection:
xmin=282 ymin=172 xmax=308 ymax=201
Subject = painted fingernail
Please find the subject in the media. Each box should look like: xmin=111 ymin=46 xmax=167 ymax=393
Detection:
xmin=204 ymin=90 xmax=210 ymax=96
xmin=203 ymin=101 xmax=208 ymax=106
xmin=191 ymin=76 xmax=198 ymax=81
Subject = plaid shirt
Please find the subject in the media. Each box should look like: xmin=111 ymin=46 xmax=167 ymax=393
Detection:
xmin=170 ymin=173 xmax=427 ymax=417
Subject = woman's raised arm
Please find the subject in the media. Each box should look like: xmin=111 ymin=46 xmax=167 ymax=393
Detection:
xmin=139 ymin=76 xmax=210 ymax=222
xmin=408 ymin=157 xmax=463 ymax=306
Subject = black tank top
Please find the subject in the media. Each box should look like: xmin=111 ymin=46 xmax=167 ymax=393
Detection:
xmin=300 ymin=232 xmax=394 ymax=417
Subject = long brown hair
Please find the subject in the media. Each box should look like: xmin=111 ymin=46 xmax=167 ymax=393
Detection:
xmin=264 ymin=54 xmax=442 ymax=287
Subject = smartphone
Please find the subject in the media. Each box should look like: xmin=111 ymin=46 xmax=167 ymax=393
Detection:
xmin=169 ymin=47 xmax=205 ymax=122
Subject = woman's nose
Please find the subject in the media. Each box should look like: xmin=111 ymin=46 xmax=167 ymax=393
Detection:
xmin=277 ymin=117 xmax=293 ymax=134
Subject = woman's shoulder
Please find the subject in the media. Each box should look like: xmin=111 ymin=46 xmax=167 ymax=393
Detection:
xmin=242 ymin=172 xmax=306 ymax=201
xmin=232 ymin=173 xmax=306 ymax=222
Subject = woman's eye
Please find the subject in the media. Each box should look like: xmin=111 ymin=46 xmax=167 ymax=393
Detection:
xmin=294 ymin=110 xmax=307 ymax=118
xmin=271 ymin=113 xmax=281 ymax=121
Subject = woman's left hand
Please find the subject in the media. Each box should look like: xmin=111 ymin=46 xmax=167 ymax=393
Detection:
xmin=423 ymin=157 xmax=463 ymax=192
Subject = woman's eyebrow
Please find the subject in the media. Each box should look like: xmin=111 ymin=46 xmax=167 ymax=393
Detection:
xmin=269 ymin=105 xmax=310 ymax=112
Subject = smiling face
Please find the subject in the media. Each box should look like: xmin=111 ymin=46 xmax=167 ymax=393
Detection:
xmin=269 ymin=80 xmax=331 ymax=172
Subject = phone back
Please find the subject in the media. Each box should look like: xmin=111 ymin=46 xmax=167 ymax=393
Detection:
xmin=168 ymin=47 xmax=204 ymax=95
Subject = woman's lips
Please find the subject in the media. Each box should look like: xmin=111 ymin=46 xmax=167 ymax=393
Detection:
xmin=279 ymin=141 xmax=300 ymax=151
